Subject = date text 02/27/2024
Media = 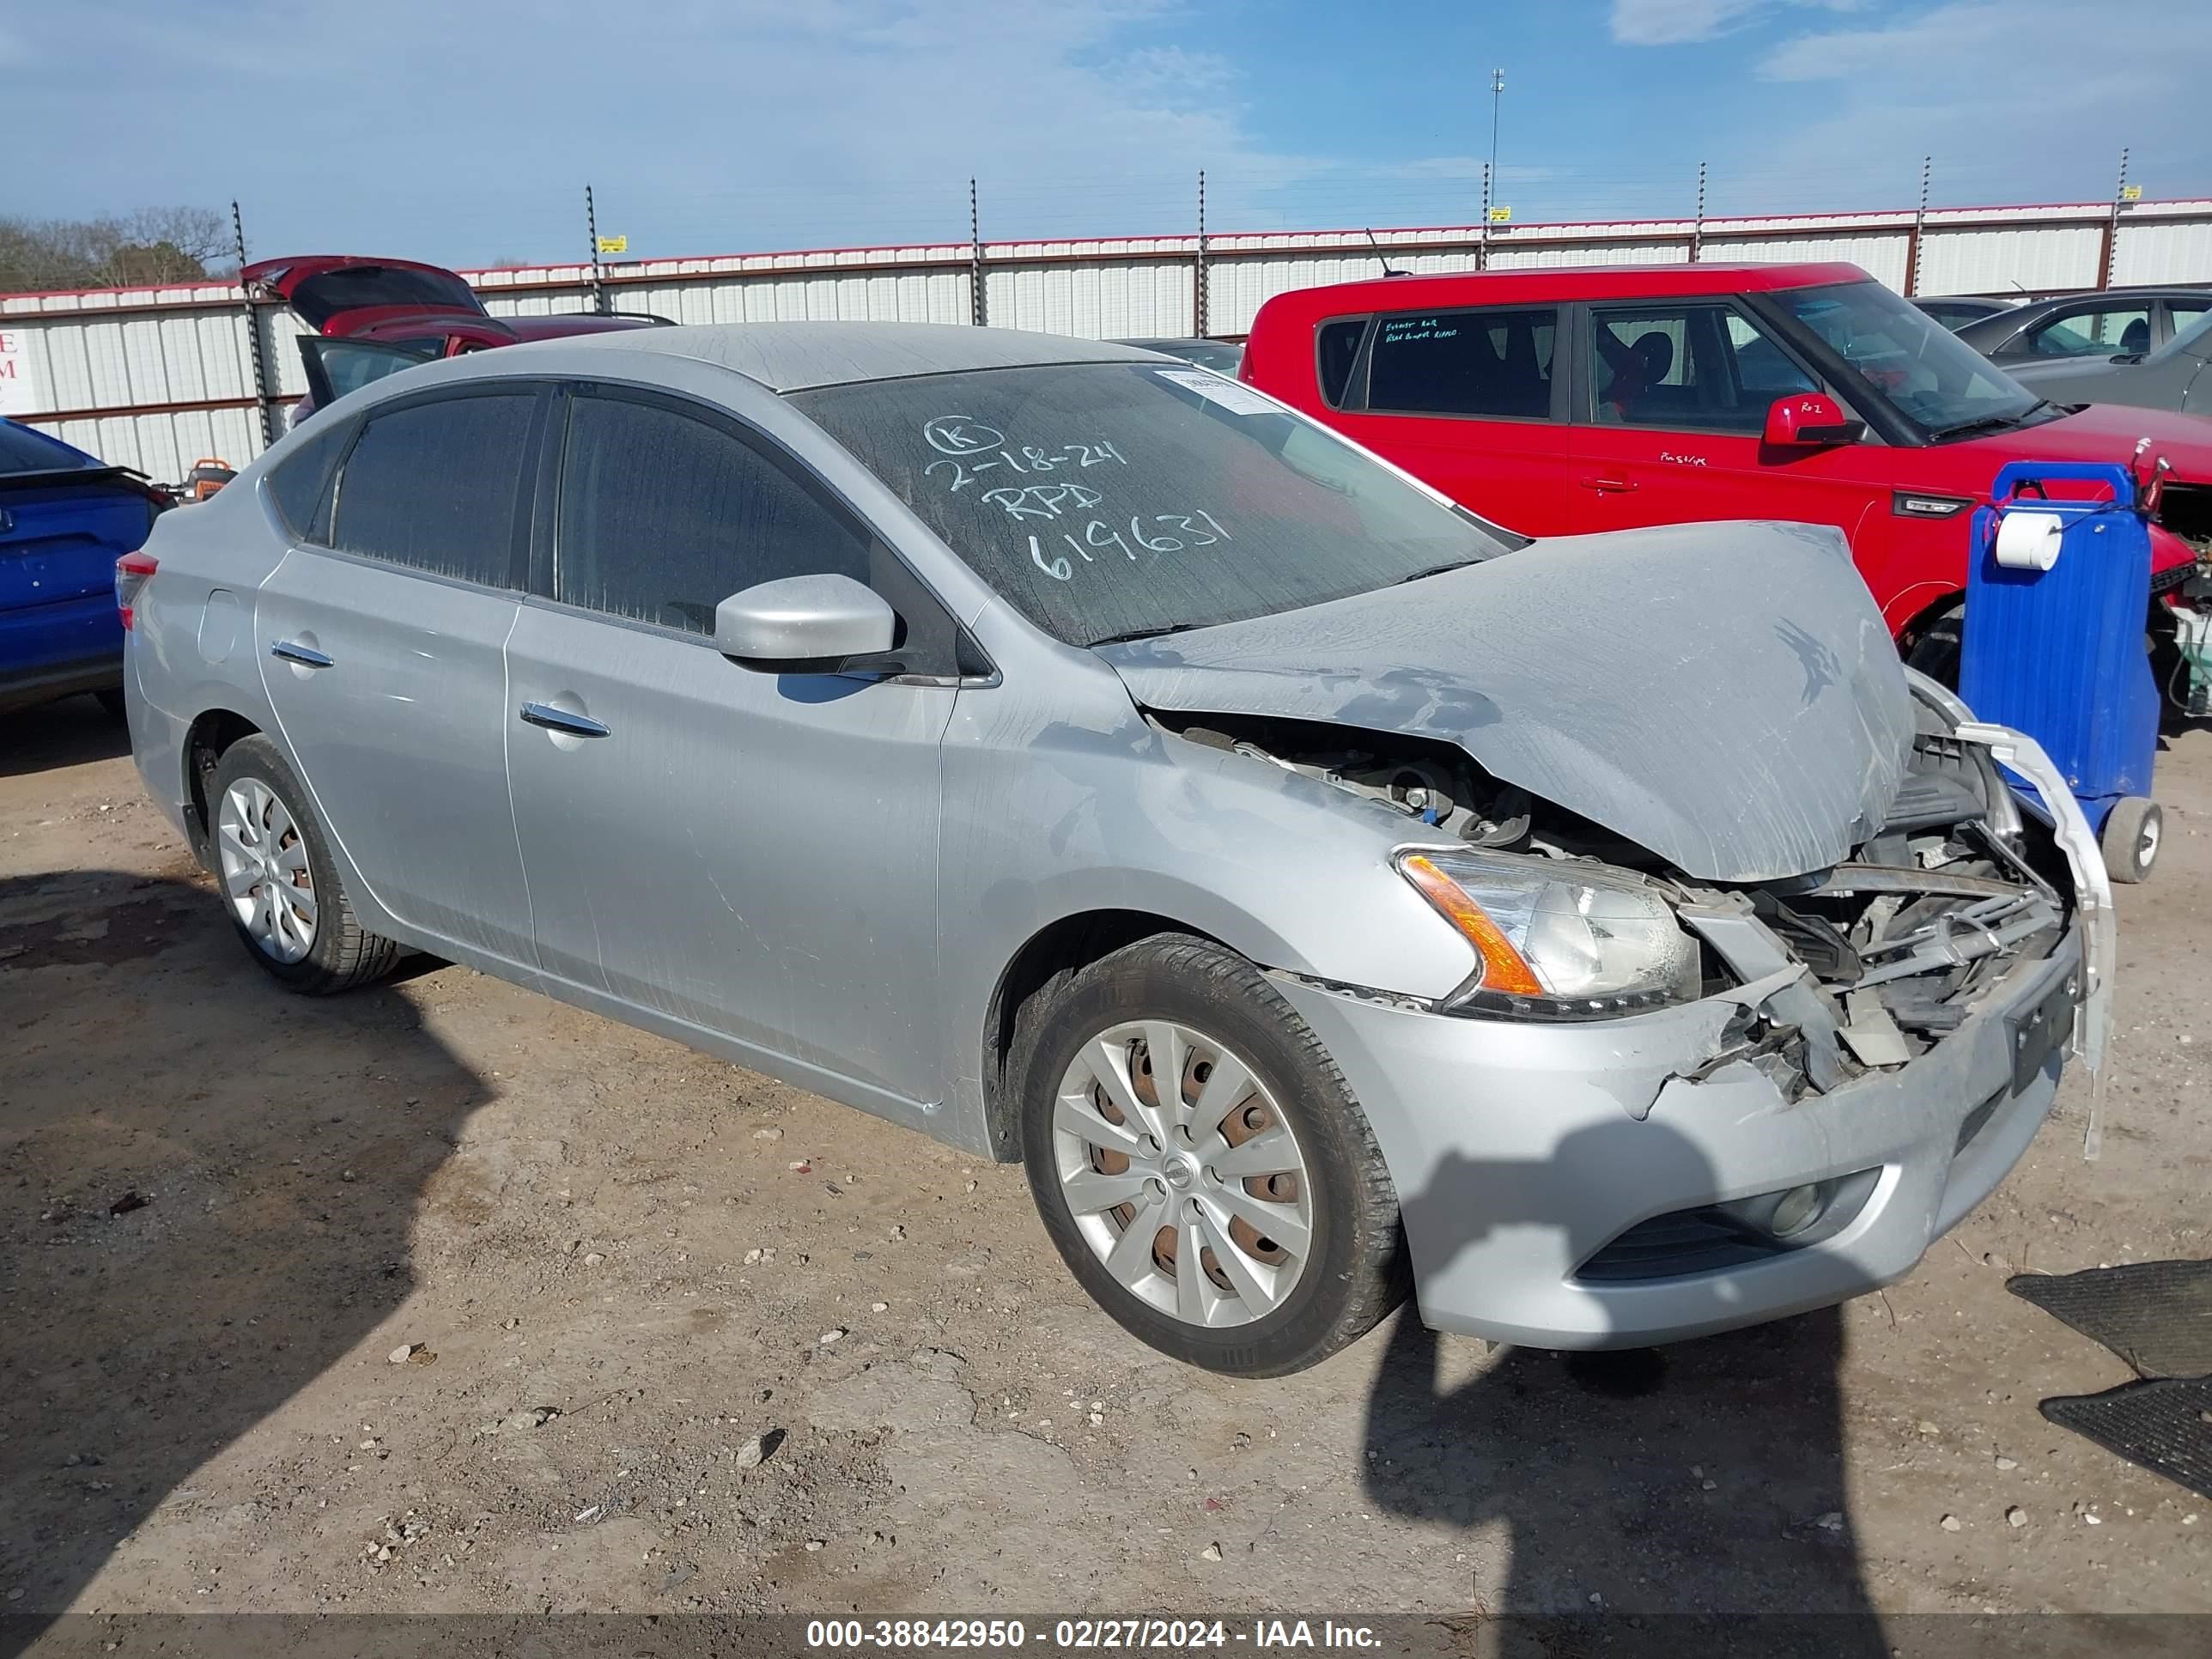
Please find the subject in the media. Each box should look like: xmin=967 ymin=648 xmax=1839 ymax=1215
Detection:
xmin=804 ymin=1618 xmax=1383 ymax=1650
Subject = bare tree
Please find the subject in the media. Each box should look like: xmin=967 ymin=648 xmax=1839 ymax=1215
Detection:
xmin=0 ymin=207 xmax=235 ymax=295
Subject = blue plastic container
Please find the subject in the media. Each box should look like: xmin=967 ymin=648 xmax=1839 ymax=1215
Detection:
xmin=1962 ymin=460 xmax=2162 ymax=881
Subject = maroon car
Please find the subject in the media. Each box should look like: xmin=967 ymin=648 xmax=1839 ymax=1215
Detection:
xmin=242 ymin=254 xmax=670 ymax=425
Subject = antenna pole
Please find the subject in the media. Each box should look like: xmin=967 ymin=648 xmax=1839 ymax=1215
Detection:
xmin=586 ymin=184 xmax=608 ymax=315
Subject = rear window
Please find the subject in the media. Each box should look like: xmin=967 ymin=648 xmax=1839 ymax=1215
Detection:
xmin=0 ymin=421 xmax=93 ymax=475
xmin=1316 ymin=319 xmax=1367 ymax=407
xmin=264 ymin=419 xmax=355 ymax=544
xmin=289 ymin=265 xmax=482 ymax=325
xmin=1368 ymin=307 xmax=1557 ymax=418
xmin=330 ymin=392 xmax=536 ymax=586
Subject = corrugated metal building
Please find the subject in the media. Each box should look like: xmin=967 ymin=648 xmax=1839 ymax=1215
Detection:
xmin=4 ymin=194 xmax=2208 ymax=481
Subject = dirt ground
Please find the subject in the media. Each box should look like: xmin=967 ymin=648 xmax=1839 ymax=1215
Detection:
xmin=3 ymin=693 xmax=2208 ymax=1638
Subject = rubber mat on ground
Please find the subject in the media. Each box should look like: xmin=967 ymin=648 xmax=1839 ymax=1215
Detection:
xmin=2039 ymin=1376 xmax=2212 ymax=1503
xmin=2007 ymin=1259 xmax=2212 ymax=1379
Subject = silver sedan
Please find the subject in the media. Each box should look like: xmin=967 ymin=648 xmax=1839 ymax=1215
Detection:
xmin=121 ymin=323 xmax=2106 ymax=1375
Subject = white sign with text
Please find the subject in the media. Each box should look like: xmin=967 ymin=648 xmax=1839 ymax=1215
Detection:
xmin=0 ymin=329 xmax=40 ymax=417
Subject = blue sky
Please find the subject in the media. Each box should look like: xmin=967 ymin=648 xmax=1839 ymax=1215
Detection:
xmin=3 ymin=0 xmax=2206 ymax=270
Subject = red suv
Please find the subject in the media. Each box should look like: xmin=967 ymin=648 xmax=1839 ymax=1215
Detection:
xmin=1240 ymin=263 xmax=2209 ymax=678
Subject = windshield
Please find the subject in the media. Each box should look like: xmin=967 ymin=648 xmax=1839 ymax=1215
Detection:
xmin=793 ymin=362 xmax=1516 ymax=647
xmin=1771 ymin=281 xmax=2041 ymax=437
xmin=2165 ymin=309 xmax=2212 ymax=362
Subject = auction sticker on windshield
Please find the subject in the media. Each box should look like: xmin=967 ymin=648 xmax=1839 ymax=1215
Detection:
xmin=1152 ymin=368 xmax=1279 ymax=416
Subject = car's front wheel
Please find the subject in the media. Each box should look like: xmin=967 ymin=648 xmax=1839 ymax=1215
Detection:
xmin=1013 ymin=934 xmax=1407 ymax=1376
xmin=209 ymin=735 xmax=400 ymax=994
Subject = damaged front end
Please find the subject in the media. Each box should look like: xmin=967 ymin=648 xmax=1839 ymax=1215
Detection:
xmin=1162 ymin=670 xmax=2106 ymax=1142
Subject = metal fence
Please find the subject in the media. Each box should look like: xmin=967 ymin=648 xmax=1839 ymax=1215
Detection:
xmin=5 ymin=192 xmax=2210 ymax=483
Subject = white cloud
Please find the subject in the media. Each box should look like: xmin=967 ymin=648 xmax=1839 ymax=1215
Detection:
xmin=1610 ymin=0 xmax=1865 ymax=47
xmin=1748 ymin=0 xmax=2212 ymax=199
xmin=0 ymin=0 xmax=1348 ymax=261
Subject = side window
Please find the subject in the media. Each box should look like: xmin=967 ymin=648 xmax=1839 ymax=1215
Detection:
xmin=330 ymin=392 xmax=537 ymax=585
xmin=2025 ymin=307 xmax=2149 ymax=357
xmin=1590 ymin=304 xmax=1814 ymax=432
xmin=263 ymin=417 xmax=354 ymax=544
xmin=554 ymin=394 xmax=870 ymax=635
xmin=1316 ymin=318 xmax=1368 ymax=407
xmin=2166 ymin=301 xmax=2210 ymax=340
xmin=1367 ymin=307 xmax=1557 ymax=418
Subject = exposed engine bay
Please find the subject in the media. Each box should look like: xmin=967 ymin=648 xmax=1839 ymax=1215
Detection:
xmin=1160 ymin=697 xmax=2076 ymax=1101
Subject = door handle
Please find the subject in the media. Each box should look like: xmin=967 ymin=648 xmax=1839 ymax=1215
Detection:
xmin=520 ymin=702 xmax=611 ymax=738
xmin=1577 ymin=476 xmax=1638 ymax=494
xmin=270 ymin=640 xmax=333 ymax=667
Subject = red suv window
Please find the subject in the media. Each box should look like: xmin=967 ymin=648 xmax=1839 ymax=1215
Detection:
xmin=1367 ymin=307 xmax=1558 ymax=419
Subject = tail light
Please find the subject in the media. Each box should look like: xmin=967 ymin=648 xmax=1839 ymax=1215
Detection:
xmin=116 ymin=551 xmax=158 ymax=630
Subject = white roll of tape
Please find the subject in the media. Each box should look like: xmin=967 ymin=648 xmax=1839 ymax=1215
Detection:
xmin=1994 ymin=509 xmax=2065 ymax=571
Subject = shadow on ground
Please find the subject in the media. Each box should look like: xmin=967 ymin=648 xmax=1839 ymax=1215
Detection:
xmin=0 ymin=867 xmax=481 ymax=1646
xmin=0 ymin=696 xmax=131 ymax=781
xmin=1363 ymin=1139 xmax=1885 ymax=1655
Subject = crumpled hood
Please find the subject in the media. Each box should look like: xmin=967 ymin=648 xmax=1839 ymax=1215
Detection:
xmin=1097 ymin=520 xmax=1915 ymax=883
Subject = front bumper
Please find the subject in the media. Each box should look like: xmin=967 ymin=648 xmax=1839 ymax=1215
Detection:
xmin=1279 ymin=923 xmax=2079 ymax=1349
xmin=1276 ymin=720 xmax=2107 ymax=1352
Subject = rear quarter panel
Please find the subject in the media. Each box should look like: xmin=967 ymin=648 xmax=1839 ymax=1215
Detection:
xmin=127 ymin=468 xmax=297 ymax=826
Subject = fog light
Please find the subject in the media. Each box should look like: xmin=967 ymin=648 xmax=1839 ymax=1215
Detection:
xmin=1770 ymin=1183 xmax=1826 ymax=1238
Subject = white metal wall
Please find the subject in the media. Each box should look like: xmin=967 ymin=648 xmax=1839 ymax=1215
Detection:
xmin=7 ymin=195 xmax=2210 ymax=479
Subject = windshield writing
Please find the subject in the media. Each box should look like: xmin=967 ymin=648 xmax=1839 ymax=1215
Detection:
xmin=793 ymin=363 xmax=1514 ymax=647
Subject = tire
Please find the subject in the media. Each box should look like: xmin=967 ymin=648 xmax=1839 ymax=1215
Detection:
xmin=94 ymin=686 xmax=129 ymax=720
xmin=2100 ymin=796 xmax=2161 ymax=884
xmin=1012 ymin=933 xmax=1407 ymax=1376
xmin=1903 ymin=605 xmax=1963 ymax=690
xmin=208 ymin=734 xmax=402 ymax=994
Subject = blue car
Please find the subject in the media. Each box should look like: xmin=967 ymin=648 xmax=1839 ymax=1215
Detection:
xmin=1 ymin=419 xmax=167 ymax=717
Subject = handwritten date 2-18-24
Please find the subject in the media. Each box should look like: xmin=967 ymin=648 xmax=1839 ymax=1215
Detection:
xmin=1028 ymin=511 xmax=1232 ymax=580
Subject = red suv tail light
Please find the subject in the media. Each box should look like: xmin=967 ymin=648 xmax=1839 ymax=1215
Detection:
xmin=115 ymin=551 xmax=158 ymax=630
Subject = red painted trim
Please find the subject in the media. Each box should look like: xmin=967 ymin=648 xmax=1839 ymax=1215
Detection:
xmin=19 ymin=392 xmax=302 ymax=423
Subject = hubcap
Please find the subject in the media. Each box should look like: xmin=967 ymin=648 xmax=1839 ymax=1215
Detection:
xmin=216 ymin=777 xmax=318 ymax=963
xmin=1051 ymin=1019 xmax=1314 ymax=1329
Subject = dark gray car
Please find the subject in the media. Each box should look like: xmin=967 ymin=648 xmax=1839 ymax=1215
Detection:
xmin=2003 ymin=309 xmax=2212 ymax=414
xmin=1950 ymin=288 xmax=2212 ymax=362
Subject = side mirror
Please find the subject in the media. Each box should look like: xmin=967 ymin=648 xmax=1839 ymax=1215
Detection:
xmin=714 ymin=574 xmax=896 ymax=670
xmin=1763 ymin=392 xmax=1864 ymax=448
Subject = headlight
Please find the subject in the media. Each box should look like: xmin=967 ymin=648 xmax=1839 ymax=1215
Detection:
xmin=1398 ymin=848 xmax=1702 ymax=1016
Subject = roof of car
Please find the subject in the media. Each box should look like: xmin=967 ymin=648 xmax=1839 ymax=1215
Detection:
xmin=548 ymin=320 xmax=1161 ymax=392
xmin=1252 ymin=261 xmax=1874 ymax=321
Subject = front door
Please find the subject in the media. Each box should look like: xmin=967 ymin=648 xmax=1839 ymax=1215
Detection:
xmin=255 ymin=385 xmax=544 ymax=968
xmin=1567 ymin=299 xmax=1879 ymax=550
xmin=504 ymin=386 xmax=956 ymax=1107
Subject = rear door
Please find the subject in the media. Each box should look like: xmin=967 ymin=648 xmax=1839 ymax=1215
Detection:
xmin=503 ymin=384 xmax=957 ymax=1106
xmin=1566 ymin=299 xmax=1880 ymax=545
xmin=1326 ymin=303 xmax=1577 ymax=536
xmin=254 ymin=384 xmax=544 ymax=968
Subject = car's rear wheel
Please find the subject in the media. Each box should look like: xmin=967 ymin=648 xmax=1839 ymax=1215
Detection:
xmin=209 ymin=735 xmax=400 ymax=994
xmin=1012 ymin=934 xmax=1407 ymax=1376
